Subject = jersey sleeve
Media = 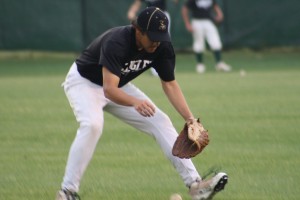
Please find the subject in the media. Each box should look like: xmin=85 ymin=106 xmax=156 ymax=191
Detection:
xmin=153 ymin=42 xmax=176 ymax=82
xmin=99 ymin=39 xmax=127 ymax=77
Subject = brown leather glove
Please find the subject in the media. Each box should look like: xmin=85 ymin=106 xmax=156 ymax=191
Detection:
xmin=172 ymin=119 xmax=209 ymax=159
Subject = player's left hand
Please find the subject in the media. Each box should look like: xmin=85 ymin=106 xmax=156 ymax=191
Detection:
xmin=172 ymin=118 xmax=209 ymax=158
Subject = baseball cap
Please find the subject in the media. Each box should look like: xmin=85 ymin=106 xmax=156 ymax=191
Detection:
xmin=137 ymin=7 xmax=170 ymax=42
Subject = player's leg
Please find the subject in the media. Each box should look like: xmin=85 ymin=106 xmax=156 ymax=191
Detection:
xmin=104 ymin=83 xmax=200 ymax=186
xmin=204 ymin=20 xmax=222 ymax=51
xmin=205 ymin=21 xmax=231 ymax=72
xmin=191 ymin=19 xmax=206 ymax=52
xmin=191 ymin=19 xmax=206 ymax=73
xmin=59 ymin=63 xmax=107 ymax=193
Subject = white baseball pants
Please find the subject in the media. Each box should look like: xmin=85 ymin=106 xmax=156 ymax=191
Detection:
xmin=191 ymin=19 xmax=222 ymax=52
xmin=61 ymin=63 xmax=200 ymax=192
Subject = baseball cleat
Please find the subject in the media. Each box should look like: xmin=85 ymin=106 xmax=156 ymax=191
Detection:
xmin=216 ymin=62 xmax=231 ymax=72
xmin=189 ymin=172 xmax=228 ymax=200
xmin=56 ymin=189 xmax=81 ymax=200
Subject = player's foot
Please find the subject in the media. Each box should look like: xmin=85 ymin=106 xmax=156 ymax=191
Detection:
xmin=196 ymin=64 xmax=206 ymax=74
xmin=150 ymin=68 xmax=159 ymax=77
xmin=189 ymin=172 xmax=228 ymax=200
xmin=56 ymin=189 xmax=81 ymax=200
xmin=216 ymin=62 xmax=231 ymax=72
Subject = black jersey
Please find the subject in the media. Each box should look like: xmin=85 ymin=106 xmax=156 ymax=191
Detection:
xmin=142 ymin=0 xmax=167 ymax=11
xmin=76 ymin=25 xmax=175 ymax=87
xmin=185 ymin=0 xmax=216 ymax=19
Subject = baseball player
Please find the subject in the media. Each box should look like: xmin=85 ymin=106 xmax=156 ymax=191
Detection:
xmin=56 ymin=7 xmax=228 ymax=200
xmin=182 ymin=0 xmax=232 ymax=73
xmin=127 ymin=0 xmax=178 ymax=76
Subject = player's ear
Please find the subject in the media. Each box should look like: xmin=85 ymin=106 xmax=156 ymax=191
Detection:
xmin=134 ymin=26 xmax=145 ymax=40
xmin=132 ymin=20 xmax=145 ymax=35
xmin=135 ymin=27 xmax=141 ymax=37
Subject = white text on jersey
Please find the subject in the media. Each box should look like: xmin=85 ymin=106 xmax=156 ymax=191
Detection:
xmin=122 ymin=60 xmax=153 ymax=75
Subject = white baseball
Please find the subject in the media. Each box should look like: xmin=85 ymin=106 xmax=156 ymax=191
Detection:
xmin=169 ymin=193 xmax=182 ymax=200
xmin=240 ymin=69 xmax=246 ymax=77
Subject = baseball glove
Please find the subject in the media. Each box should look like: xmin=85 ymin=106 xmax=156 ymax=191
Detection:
xmin=172 ymin=118 xmax=209 ymax=159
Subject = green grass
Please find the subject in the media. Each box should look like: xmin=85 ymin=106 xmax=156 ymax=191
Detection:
xmin=0 ymin=49 xmax=299 ymax=200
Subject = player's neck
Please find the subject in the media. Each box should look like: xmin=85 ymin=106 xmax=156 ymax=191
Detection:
xmin=136 ymin=37 xmax=143 ymax=51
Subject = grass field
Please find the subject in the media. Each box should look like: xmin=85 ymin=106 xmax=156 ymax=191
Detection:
xmin=0 ymin=49 xmax=299 ymax=200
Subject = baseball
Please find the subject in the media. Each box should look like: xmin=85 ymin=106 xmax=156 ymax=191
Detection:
xmin=240 ymin=69 xmax=246 ymax=77
xmin=169 ymin=193 xmax=182 ymax=200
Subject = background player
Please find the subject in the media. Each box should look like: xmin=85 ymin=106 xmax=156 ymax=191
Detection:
xmin=182 ymin=0 xmax=232 ymax=73
xmin=127 ymin=0 xmax=178 ymax=76
xmin=56 ymin=7 xmax=228 ymax=200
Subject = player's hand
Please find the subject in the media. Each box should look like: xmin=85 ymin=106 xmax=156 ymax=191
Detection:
xmin=185 ymin=23 xmax=193 ymax=33
xmin=214 ymin=15 xmax=223 ymax=24
xmin=134 ymin=100 xmax=155 ymax=117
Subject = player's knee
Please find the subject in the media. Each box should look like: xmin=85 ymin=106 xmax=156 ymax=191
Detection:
xmin=193 ymin=45 xmax=204 ymax=53
xmin=80 ymin=120 xmax=103 ymax=136
xmin=154 ymin=111 xmax=173 ymax=127
xmin=210 ymin=43 xmax=222 ymax=50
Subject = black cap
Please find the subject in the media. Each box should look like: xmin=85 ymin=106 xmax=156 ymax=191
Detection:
xmin=137 ymin=7 xmax=170 ymax=42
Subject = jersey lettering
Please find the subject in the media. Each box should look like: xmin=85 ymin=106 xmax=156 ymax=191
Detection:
xmin=122 ymin=59 xmax=153 ymax=75
xmin=129 ymin=60 xmax=142 ymax=71
xmin=195 ymin=0 xmax=213 ymax=9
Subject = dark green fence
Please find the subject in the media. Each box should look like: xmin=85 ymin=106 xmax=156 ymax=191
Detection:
xmin=1 ymin=0 xmax=299 ymax=51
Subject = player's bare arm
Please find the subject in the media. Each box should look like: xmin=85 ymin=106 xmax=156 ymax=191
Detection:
xmin=213 ymin=4 xmax=224 ymax=23
xmin=161 ymin=80 xmax=194 ymax=122
xmin=181 ymin=5 xmax=193 ymax=32
xmin=127 ymin=0 xmax=142 ymax=21
xmin=102 ymin=66 xmax=155 ymax=117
